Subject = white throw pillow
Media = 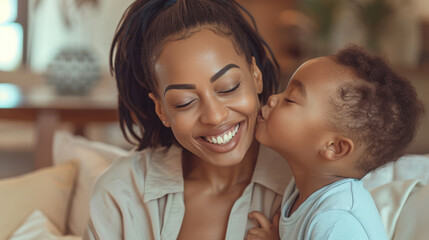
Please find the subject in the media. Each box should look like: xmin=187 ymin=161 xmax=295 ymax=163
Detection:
xmin=370 ymin=179 xmax=422 ymax=239
xmin=394 ymin=181 xmax=429 ymax=240
xmin=9 ymin=209 xmax=81 ymax=240
xmin=370 ymin=180 xmax=429 ymax=240
xmin=363 ymin=154 xmax=429 ymax=240
xmin=0 ymin=162 xmax=77 ymax=240
xmin=52 ymin=131 xmax=128 ymax=236
xmin=362 ymin=154 xmax=429 ymax=191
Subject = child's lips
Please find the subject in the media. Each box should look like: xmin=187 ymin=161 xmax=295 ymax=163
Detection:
xmin=257 ymin=109 xmax=264 ymax=120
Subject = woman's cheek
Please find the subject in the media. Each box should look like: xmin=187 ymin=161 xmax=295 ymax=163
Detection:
xmin=168 ymin=112 xmax=197 ymax=138
xmin=230 ymin=90 xmax=260 ymax=116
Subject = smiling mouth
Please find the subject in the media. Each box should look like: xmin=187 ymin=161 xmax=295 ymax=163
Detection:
xmin=202 ymin=123 xmax=240 ymax=145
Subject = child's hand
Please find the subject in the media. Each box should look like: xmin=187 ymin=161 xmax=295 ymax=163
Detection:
xmin=246 ymin=211 xmax=280 ymax=240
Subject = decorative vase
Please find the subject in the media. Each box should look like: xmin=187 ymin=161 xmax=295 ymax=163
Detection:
xmin=46 ymin=47 xmax=100 ymax=96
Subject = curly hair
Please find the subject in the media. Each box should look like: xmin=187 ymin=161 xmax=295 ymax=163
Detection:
xmin=110 ymin=0 xmax=279 ymax=150
xmin=331 ymin=45 xmax=425 ymax=173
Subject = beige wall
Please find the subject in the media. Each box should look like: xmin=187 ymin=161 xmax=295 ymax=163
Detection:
xmin=28 ymin=0 xmax=133 ymax=73
xmin=404 ymin=70 xmax=429 ymax=154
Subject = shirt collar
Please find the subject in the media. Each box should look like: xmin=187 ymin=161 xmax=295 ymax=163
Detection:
xmin=143 ymin=144 xmax=291 ymax=202
xmin=143 ymin=145 xmax=184 ymax=202
xmin=251 ymin=144 xmax=292 ymax=195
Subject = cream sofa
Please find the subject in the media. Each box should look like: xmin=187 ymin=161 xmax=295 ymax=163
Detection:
xmin=0 ymin=131 xmax=128 ymax=240
xmin=0 ymin=131 xmax=428 ymax=240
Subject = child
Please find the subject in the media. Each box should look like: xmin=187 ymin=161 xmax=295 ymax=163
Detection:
xmin=246 ymin=45 xmax=424 ymax=240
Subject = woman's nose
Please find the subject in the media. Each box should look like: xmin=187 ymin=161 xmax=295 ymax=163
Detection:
xmin=199 ymin=98 xmax=229 ymax=125
xmin=267 ymin=94 xmax=279 ymax=108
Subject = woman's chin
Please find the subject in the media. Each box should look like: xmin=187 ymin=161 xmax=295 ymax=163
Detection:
xmin=198 ymin=143 xmax=249 ymax=167
xmin=209 ymin=156 xmax=245 ymax=168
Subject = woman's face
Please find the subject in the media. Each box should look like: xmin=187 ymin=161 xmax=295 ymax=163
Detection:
xmin=150 ymin=29 xmax=263 ymax=167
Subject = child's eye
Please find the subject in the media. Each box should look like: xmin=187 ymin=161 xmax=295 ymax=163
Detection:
xmin=285 ymin=98 xmax=295 ymax=103
xmin=218 ymin=82 xmax=240 ymax=94
xmin=175 ymin=99 xmax=196 ymax=108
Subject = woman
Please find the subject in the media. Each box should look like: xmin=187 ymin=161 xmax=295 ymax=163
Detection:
xmin=84 ymin=0 xmax=291 ymax=239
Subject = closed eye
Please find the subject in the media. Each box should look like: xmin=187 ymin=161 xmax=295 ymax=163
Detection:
xmin=176 ymin=99 xmax=196 ymax=108
xmin=219 ymin=83 xmax=240 ymax=94
xmin=285 ymin=98 xmax=295 ymax=103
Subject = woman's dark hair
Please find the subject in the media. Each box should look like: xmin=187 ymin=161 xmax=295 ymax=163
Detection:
xmin=331 ymin=45 xmax=425 ymax=173
xmin=110 ymin=0 xmax=279 ymax=150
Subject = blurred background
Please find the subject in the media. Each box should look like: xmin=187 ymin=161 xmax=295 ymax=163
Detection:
xmin=1 ymin=0 xmax=428 ymax=178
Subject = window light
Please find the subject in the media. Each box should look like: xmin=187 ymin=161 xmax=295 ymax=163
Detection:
xmin=0 ymin=0 xmax=17 ymax=23
xmin=0 ymin=22 xmax=23 ymax=71
xmin=0 ymin=83 xmax=21 ymax=108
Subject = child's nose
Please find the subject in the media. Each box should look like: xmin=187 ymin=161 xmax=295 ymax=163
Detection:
xmin=267 ymin=94 xmax=279 ymax=108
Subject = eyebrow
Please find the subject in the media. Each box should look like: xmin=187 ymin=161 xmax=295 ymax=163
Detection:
xmin=163 ymin=63 xmax=240 ymax=96
xmin=210 ymin=63 xmax=240 ymax=83
xmin=289 ymin=79 xmax=307 ymax=98
xmin=164 ymin=84 xmax=196 ymax=96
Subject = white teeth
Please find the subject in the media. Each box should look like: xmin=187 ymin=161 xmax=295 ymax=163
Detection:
xmin=223 ymin=134 xmax=228 ymax=143
xmin=203 ymin=123 xmax=240 ymax=145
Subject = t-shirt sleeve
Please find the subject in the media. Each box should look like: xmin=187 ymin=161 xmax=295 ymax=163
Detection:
xmin=307 ymin=210 xmax=369 ymax=240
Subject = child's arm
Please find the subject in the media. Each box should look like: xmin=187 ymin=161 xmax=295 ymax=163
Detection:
xmin=246 ymin=211 xmax=280 ymax=240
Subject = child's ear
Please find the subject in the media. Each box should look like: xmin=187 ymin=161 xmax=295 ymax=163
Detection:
xmin=251 ymin=57 xmax=263 ymax=94
xmin=148 ymin=92 xmax=170 ymax=127
xmin=320 ymin=136 xmax=354 ymax=161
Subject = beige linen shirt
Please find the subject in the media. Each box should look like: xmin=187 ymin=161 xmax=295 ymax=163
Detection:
xmin=84 ymin=144 xmax=292 ymax=240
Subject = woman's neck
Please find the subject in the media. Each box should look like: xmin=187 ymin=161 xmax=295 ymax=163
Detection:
xmin=183 ymin=139 xmax=259 ymax=194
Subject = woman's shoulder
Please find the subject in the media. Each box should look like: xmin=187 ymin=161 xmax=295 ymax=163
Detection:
xmin=92 ymin=145 xmax=183 ymax=197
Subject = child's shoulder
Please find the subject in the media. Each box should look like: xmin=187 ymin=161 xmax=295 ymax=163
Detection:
xmin=308 ymin=179 xmax=387 ymax=239
xmin=313 ymin=178 xmax=370 ymax=213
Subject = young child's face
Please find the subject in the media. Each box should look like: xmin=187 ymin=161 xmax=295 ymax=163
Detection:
xmin=256 ymin=57 xmax=344 ymax=160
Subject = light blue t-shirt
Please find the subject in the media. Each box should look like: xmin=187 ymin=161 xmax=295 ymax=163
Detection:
xmin=279 ymin=178 xmax=387 ymax=240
